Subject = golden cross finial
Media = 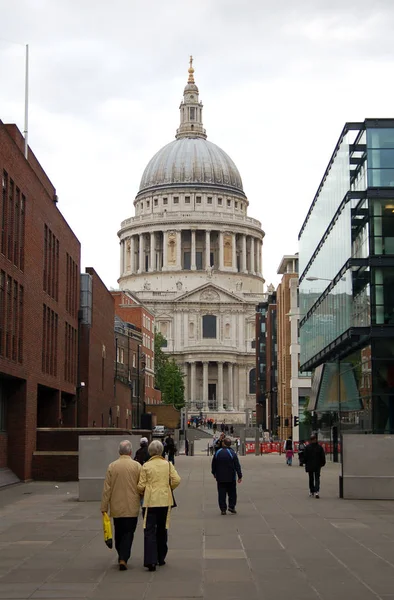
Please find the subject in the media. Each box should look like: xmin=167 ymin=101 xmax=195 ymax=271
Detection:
xmin=188 ymin=55 xmax=195 ymax=83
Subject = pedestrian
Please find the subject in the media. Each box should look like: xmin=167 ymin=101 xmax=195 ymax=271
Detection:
xmin=224 ymin=424 xmax=229 ymax=434
xmin=137 ymin=440 xmax=181 ymax=571
xmin=211 ymin=437 xmax=242 ymax=515
xmin=304 ymin=434 xmax=326 ymax=498
xmin=185 ymin=438 xmax=189 ymax=456
xmin=298 ymin=439 xmax=306 ymax=467
xmin=221 ymin=422 xmax=225 ymax=433
xmin=230 ymin=425 xmax=234 ymax=435
xmin=134 ymin=437 xmax=150 ymax=465
xmin=284 ymin=436 xmax=294 ymax=466
xmin=101 ymin=440 xmax=141 ymax=571
xmin=235 ymin=437 xmax=241 ymax=454
xmin=214 ymin=432 xmax=225 ymax=452
xmin=164 ymin=433 xmax=176 ymax=464
xmin=213 ymin=421 xmax=217 ymax=434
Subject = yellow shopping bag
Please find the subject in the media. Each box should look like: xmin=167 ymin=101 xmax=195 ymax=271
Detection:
xmin=102 ymin=512 xmax=113 ymax=549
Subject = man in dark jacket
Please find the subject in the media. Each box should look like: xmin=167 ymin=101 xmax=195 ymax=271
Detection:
xmin=134 ymin=437 xmax=150 ymax=465
xmin=304 ymin=434 xmax=326 ymax=498
xmin=164 ymin=434 xmax=176 ymax=464
xmin=211 ymin=438 xmax=242 ymax=515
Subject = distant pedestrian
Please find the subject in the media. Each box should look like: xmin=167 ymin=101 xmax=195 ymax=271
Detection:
xmin=224 ymin=424 xmax=229 ymax=434
xmin=221 ymin=422 xmax=225 ymax=433
xmin=212 ymin=437 xmax=242 ymax=515
xmin=230 ymin=425 xmax=234 ymax=435
xmin=214 ymin=432 xmax=225 ymax=452
xmin=101 ymin=440 xmax=141 ymax=571
xmin=304 ymin=434 xmax=326 ymax=498
xmin=134 ymin=437 xmax=150 ymax=465
xmin=284 ymin=436 xmax=294 ymax=466
xmin=235 ymin=438 xmax=241 ymax=454
xmin=164 ymin=434 xmax=176 ymax=465
xmin=213 ymin=421 xmax=217 ymax=434
xmin=185 ymin=438 xmax=189 ymax=456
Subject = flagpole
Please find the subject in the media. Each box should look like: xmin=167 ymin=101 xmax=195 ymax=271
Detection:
xmin=24 ymin=44 xmax=29 ymax=159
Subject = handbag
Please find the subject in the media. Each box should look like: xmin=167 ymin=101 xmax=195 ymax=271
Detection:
xmin=169 ymin=463 xmax=177 ymax=508
xmin=102 ymin=512 xmax=113 ymax=549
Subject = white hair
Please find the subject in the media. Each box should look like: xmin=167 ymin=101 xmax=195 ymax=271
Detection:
xmin=119 ymin=440 xmax=132 ymax=455
xmin=149 ymin=440 xmax=163 ymax=457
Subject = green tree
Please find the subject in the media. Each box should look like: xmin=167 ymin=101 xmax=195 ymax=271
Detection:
xmin=154 ymin=331 xmax=185 ymax=409
xmin=154 ymin=331 xmax=168 ymax=391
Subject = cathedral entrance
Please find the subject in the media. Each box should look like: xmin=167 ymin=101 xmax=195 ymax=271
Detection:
xmin=208 ymin=383 xmax=217 ymax=410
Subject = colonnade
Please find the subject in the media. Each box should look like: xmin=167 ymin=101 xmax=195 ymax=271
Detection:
xmin=183 ymin=360 xmax=246 ymax=412
xmin=120 ymin=229 xmax=263 ymax=276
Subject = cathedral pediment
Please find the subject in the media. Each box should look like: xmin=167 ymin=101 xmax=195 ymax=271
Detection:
xmin=174 ymin=282 xmax=246 ymax=305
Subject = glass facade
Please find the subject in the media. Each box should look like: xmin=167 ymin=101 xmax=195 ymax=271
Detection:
xmin=299 ymin=119 xmax=394 ymax=435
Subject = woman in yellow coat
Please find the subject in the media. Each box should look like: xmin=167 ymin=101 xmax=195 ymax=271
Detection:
xmin=137 ymin=439 xmax=181 ymax=571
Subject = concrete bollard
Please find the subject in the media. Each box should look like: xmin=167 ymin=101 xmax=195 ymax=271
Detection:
xmin=190 ymin=441 xmax=194 ymax=456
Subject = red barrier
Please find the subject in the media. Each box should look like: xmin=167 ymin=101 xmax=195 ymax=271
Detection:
xmin=245 ymin=441 xmax=339 ymax=455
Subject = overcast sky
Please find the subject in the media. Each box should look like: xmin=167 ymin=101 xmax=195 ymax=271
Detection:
xmin=1 ymin=0 xmax=394 ymax=289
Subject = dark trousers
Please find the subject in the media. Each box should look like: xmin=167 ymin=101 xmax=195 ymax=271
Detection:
xmin=113 ymin=517 xmax=138 ymax=563
xmin=144 ymin=507 xmax=168 ymax=567
xmin=217 ymin=481 xmax=237 ymax=511
xmin=308 ymin=470 xmax=321 ymax=493
xmin=168 ymin=453 xmax=175 ymax=465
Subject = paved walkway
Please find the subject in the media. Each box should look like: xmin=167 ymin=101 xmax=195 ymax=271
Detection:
xmin=1 ymin=455 xmax=394 ymax=599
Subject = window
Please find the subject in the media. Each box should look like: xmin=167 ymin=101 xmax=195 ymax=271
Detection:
xmin=196 ymin=196 xmax=201 ymax=204
xmin=235 ymin=201 xmax=238 ymax=209
xmin=202 ymin=315 xmax=217 ymax=338
xmin=173 ymin=197 xmax=179 ymax=204
xmin=185 ymin=196 xmax=190 ymax=204
xmin=227 ymin=199 xmax=231 ymax=208
xmin=141 ymin=202 xmax=144 ymax=210
xmin=154 ymin=198 xmax=158 ymax=206
xmin=133 ymin=353 xmax=136 ymax=368
xmin=196 ymin=251 xmax=203 ymax=270
xmin=147 ymin=201 xmax=150 ymax=208
xmin=184 ymin=252 xmax=191 ymax=270
xmin=163 ymin=198 xmax=168 ymax=205
xmin=218 ymin=198 xmax=222 ymax=206
xmin=189 ymin=107 xmax=195 ymax=120
xmin=207 ymin=197 xmax=212 ymax=204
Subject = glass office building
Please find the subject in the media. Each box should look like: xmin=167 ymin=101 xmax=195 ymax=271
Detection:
xmin=299 ymin=119 xmax=394 ymax=435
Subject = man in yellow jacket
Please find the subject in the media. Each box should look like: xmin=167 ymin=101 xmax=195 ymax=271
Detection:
xmin=101 ymin=440 xmax=141 ymax=571
xmin=137 ymin=440 xmax=181 ymax=571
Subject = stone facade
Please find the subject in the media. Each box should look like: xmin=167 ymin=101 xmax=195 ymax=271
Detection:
xmin=118 ymin=59 xmax=264 ymax=422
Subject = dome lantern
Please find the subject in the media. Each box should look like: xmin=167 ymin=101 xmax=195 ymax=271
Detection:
xmin=176 ymin=56 xmax=207 ymax=140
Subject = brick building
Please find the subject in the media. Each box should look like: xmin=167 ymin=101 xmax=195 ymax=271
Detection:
xmin=114 ymin=315 xmax=145 ymax=429
xmin=111 ymin=290 xmax=161 ymax=405
xmin=255 ymin=286 xmax=277 ymax=432
xmin=0 ymin=122 xmax=80 ymax=480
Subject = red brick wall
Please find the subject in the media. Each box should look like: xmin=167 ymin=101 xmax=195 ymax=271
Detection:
xmin=79 ymin=268 xmax=116 ymax=428
xmin=0 ymin=122 xmax=80 ymax=480
xmin=0 ymin=433 xmax=7 ymax=467
xmin=32 ymin=453 xmax=78 ymax=481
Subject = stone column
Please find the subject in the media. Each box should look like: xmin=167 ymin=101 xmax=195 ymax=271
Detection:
xmin=176 ymin=230 xmax=182 ymax=269
xmin=238 ymin=366 xmax=245 ymax=411
xmin=163 ymin=231 xmax=168 ymax=269
xmin=149 ymin=232 xmax=155 ymax=272
xmin=191 ymin=229 xmax=197 ymax=270
xmin=219 ymin=231 xmax=224 ymax=270
xmin=190 ymin=361 xmax=196 ymax=408
xmin=250 ymin=237 xmax=255 ymax=274
xmin=232 ymin=234 xmax=237 ymax=271
xmin=130 ymin=236 xmax=135 ymax=273
xmin=217 ymin=361 xmax=224 ymax=411
xmin=205 ymin=230 xmax=211 ymax=270
xmin=203 ymin=361 xmax=209 ymax=411
xmin=139 ymin=234 xmax=144 ymax=273
xmin=242 ymin=234 xmax=247 ymax=273
xmin=120 ymin=241 xmax=124 ymax=275
xmin=227 ymin=363 xmax=234 ymax=410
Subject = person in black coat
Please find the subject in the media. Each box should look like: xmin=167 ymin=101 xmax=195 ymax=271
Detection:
xmin=211 ymin=438 xmax=242 ymax=515
xmin=134 ymin=437 xmax=150 ymax=465
xmin=304 ymin=434 xmax=326 ymax=498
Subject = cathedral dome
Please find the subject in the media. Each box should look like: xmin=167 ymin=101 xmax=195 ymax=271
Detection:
xmin=138 ymin=137 xmax=244 ymax=196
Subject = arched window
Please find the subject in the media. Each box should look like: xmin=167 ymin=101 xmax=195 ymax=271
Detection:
xmin=249 ymin=368 xmax=256 ymax=394
xmin=202 ymin=315 xmax=217 ymax=339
